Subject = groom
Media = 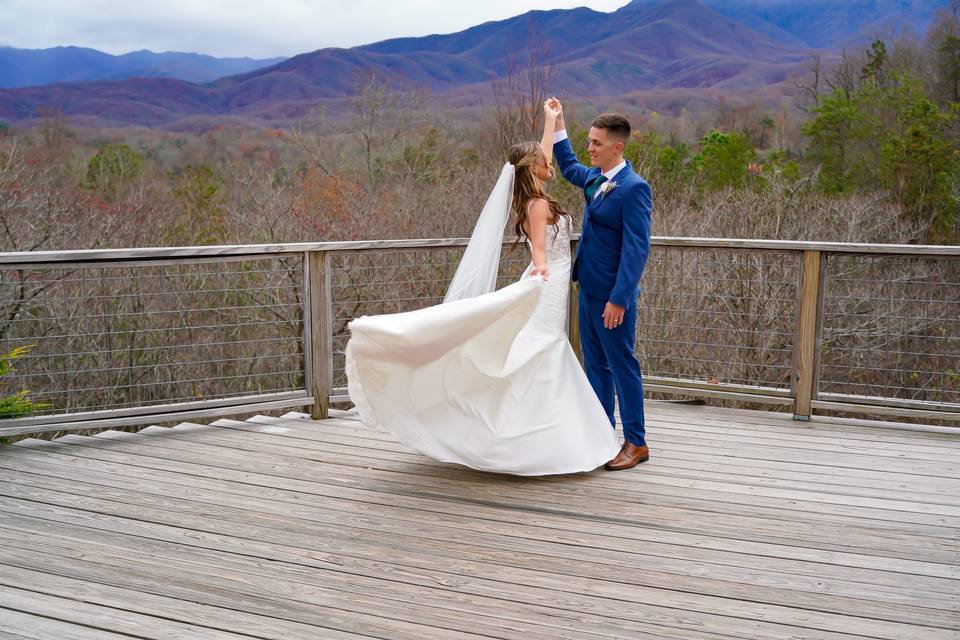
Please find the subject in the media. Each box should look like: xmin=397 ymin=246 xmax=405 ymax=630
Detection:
xmin=551 ymin=100 xmax=652 ymax=470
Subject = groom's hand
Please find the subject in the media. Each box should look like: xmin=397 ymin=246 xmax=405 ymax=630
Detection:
xmin=603 ymin=302 xmax=625 ymax=330
xmin=550 ymin=97 xmax=565 ymax=131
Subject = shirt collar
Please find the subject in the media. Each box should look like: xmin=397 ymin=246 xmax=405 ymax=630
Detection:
xmin=603 ymin=160 xmax=626 ymax=181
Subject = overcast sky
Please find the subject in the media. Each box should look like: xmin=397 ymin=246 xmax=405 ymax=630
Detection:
xmin=0 ymin=0 xmax=631 ymax=59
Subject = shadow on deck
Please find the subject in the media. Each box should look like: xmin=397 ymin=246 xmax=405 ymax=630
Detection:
xmin=0 ymin=401 xmax=958 ymax=640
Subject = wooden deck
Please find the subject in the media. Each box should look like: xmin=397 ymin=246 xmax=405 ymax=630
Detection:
xmin=0 ymin=402 xmax=958 ymax=640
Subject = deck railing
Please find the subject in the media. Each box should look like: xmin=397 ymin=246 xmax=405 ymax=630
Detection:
xmin=1 ymin=238 xmax=957 ymax=437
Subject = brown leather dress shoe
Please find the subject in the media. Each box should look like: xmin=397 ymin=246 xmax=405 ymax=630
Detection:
xmin=605 ymin=442 xmax=649 ymax=470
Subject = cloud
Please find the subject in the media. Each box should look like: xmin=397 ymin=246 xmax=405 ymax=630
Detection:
xmin=0 ymin=0 xmax=628 ymax=58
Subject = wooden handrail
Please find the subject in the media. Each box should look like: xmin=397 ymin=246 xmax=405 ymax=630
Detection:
xmin=1 ymin=237 xmax=957 ymax=435
xmin=1 ymin=237 xmax=958 ymax=266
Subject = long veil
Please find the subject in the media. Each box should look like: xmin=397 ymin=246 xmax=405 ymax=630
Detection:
xmin=443 ymin=163 xmax=515 ymax=303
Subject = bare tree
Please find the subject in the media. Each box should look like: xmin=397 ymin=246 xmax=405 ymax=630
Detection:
xmin=825 ymin=49 xmax=862 ymax=97
xmin=350 ymin=74 xmax=427 ymax=191
xmin=289 ymin=107 xmax=338 ymax=177
xmin=488 ymin=32 xmax=553 ymax=157
xmin=796 ymin=54 xmax=824 ymax=113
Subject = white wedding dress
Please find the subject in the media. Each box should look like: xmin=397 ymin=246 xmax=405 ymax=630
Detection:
xmin=344 ymin=214 xmax=620 ymax=475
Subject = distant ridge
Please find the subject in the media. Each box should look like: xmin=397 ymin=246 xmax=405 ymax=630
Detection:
xmin=691 ymin=0 xmax=946 ymax=48
xmin=0 ymin=0 xmax=941 ymax=129
xmin=0 ymin=46 xmax=285 ymax=88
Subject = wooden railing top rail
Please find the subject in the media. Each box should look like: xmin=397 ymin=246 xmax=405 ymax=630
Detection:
xmin=1 ymin=237 xmax=957 ymax=266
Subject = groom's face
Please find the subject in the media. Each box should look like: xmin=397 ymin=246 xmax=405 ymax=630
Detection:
xmin=587 ymin=127 xmax=624 ymax=170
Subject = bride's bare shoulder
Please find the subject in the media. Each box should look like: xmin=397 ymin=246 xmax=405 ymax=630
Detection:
xmin=526 ymin=197 xmax=550 ymax=215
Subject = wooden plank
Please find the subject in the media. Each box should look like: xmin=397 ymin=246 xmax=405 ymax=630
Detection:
xmin=52 ymin=422 xmax=951 ymax=524
xmin=5 ymin=439 xmax=959 ymax=584
xmin=646 ymin=383 xmax=793 ymax=407
xmin=211 ymin=417 xmax=960 ymax=503
xmin=4 ymin=446 xmax=956 ymax=599
xmin=192 ymin=424 xmax=960 ymax=516
xmin=0 ymin=521 xmax=741 ymax=640
xmin=7 ymin=511 xmax=952 ymax=640
xmin=649 ymin=238 xmax=960 ymax=256
xmin=231 ymin=416 xmax=960 ymax=499
xmin=0 ymin=395 xmax=312 ymax=438
xmin=0 ymin=568 xmax=461 ymax=640
xmin=188 ymin=419 xmax=960 ymax=521
xmin=276 ymin=409 xmax=960 ymax=463
xmin=4 ymin=391 xmax=310 ymax=429
xmin=7 ymin=440 xmax=956 ymax=576
xmin=144 ymin=424 xmax=960 ymax=527
xmin=647 ymin=428 xmax=959 ymax=464
xmin=5 ymin=529 xmax=957 ymax=640
xmin=11 ymin=433 xmax=959 ymax=574
xmin=644 ymin=403 xmax=960 ymax=441
xmin=811 ymin=398 xmax=960 ymax=421
xmin=0 ymin=544 xmax=563 ymax=640
xmin=0 ymin=535 xmax=872 ymax=640
xmin=242 ymin=415 xmax=960 ymax=499
xmin=283 ymin=410 xmax=960 ymax=468
xmin=9 ymin=436 xmax=960 ymax=577
xmin=646 ymin=413 xmax=960 ymax=457
xmin=1 ymin=462 xmax=957 ymax=619
xmin=73 ymin=429 xmax=957 ymax=547
xmin=815 ymin=392 xmax=960 ymax=414
xmin=3 ymin=400 xmax=958 ymax=640
xmin=0 ymin=583 xmax=266 ymax=640
xmin=645 ymin=404 xmax=960 ymax=445
xmin=3 ymin=237 xmax=957 ymax=267
xmin=0 ymin=607 xmax=146 ymax=640
xmin=0 ymin=495 xmax=955 ymax=640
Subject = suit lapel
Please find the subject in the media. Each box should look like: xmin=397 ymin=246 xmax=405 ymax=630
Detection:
xmin=577 ymin=162 xmax=633 ymax=270
xmin=589 ymin=161 xmax=633 ymax=212
xmin=612 ymin=161 xmax=632 ymax=184
xmin=582 ymin=168 xmax=603 ymax=225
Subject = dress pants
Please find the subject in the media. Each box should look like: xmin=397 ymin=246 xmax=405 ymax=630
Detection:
xmin=578 ymin=290 xmax=646 ymax=447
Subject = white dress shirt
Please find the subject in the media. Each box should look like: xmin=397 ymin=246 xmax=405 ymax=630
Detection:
xmin=554 ymin=129 xmax=626 ymax=199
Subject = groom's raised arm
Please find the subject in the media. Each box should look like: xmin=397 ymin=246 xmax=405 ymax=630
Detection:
xmin=553 ymin=131 xmax=591 ymax=189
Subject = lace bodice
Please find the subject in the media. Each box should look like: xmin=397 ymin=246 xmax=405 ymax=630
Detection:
xmin=521 ymin=214 xmax=572 ymax=336
xmin=525 ymin=214 xmax=572 ymax=267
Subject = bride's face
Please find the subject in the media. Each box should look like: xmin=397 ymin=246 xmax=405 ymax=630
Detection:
xmin=533 ymin=153 xmax=554 ymax=182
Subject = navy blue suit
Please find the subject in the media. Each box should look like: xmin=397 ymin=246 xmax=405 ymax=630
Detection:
xmin=554 ymin=137 xmax=652 ymax=447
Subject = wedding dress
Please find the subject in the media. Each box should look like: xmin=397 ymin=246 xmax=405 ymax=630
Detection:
xmin=344 ymin=213 xmax=621 ymax=475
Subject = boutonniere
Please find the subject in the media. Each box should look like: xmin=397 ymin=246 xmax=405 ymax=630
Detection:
xmin=598 ymin=180 xmax=618 ymax=199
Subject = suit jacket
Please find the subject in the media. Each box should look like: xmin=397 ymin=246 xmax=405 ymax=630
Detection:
xmin=554 ymin=137 xmax=652 ymax=307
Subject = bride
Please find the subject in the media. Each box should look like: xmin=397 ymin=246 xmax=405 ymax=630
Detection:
xmin=344 ymin=100 xmax=620 ymax=475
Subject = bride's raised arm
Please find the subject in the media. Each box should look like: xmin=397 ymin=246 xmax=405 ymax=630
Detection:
xmin=540 ymin=98 xmax=561 ymax=165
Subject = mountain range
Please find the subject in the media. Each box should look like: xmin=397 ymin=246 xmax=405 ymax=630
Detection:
xmin=0 ymin=47 xmax=285 ymax=89
xmin=697 ymin=0 xmax=944 ymax=48
xmin=0 ymin=0 xmax=948 ymax=130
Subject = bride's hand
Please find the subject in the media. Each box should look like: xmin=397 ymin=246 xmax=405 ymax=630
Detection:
xmin=547 ymin=97 xmax=564 ymax=130
xmin=543 ymin=99 xmax=560 ymax=120
xmin=530 ymin=264 xmax=549 ymax=281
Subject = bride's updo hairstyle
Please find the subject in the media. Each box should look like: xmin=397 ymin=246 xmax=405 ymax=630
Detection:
xmin=508 ymin=141 xmax=568 ymax=250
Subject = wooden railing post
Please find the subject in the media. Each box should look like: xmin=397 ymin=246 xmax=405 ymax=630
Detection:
xmin=569 ymin=281 xmax=583 ymax=366
xmin=792 ymin=250 xmax=823 ymax=421
xmin=568 ymin=238 xmax=583 ymax=365
xmin=304 ymin=250 xmax=332 ymax=420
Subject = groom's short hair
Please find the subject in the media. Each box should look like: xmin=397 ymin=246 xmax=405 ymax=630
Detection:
xmin=591 ymin=114 xmax=631 ymax=142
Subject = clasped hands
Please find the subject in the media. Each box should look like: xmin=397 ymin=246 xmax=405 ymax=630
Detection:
xmin=544 ymin=97 xmax=563 ymax=121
